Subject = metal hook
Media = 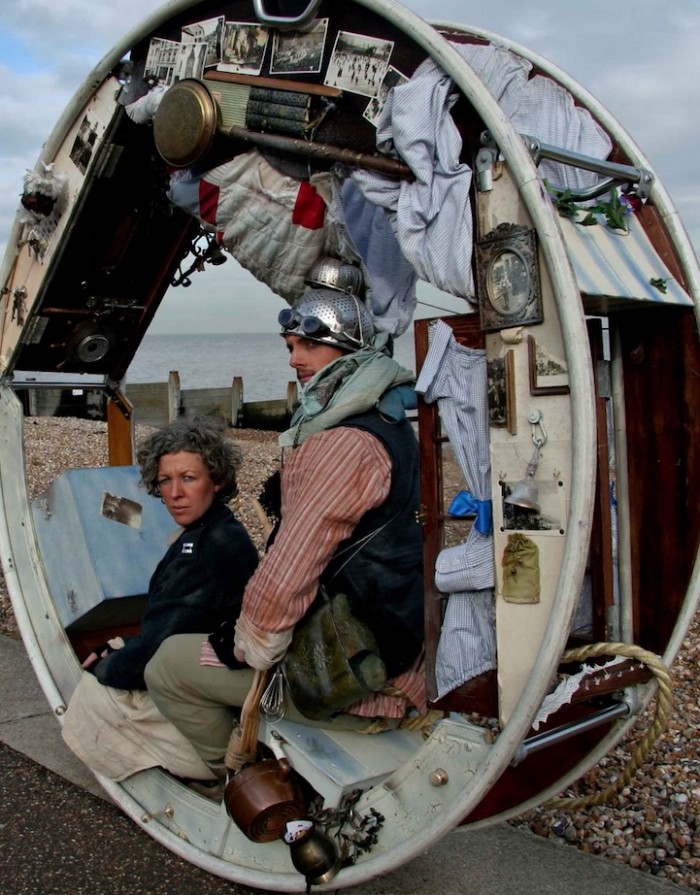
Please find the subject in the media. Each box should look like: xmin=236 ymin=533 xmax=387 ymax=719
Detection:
xmin=528 ymin=409 xmax=547 ymax=448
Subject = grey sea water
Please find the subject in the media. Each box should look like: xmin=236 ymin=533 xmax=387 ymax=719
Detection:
xmin=126 ymin=332 xmax=417 ymax=403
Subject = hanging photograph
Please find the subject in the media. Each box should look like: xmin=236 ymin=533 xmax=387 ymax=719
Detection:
xmin=270 ymin=18 xmax=328 ymax=75
xmin=528 ymin=336 xmax=570 ymax=395
xmin=219 ymin=22 xmax=270 ymax=76
xmin=324 ymin=31 xmax=394 ymax=98
xmin=487 ymin=350 xmax=516 ymax=434
xmin=475 ymin=223 xmax=543 ymax=333
xmin=69 ymin=114 xmax=99 ymax=175
xmin=144 ymin=37 xmax=180 ymax=86
xmin=174 ymin=41 xmax=208 ymax=82
xmin=501 ymin=480 xmax=564 ymax=532
xmin=182 ymin=16 xmax=225 ymax=68
xmin=363 ymin=65 xmax=408 ymax=126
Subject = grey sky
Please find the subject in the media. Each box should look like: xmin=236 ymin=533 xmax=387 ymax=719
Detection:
xmin=1 ymin=1 xmax=698 ymax=334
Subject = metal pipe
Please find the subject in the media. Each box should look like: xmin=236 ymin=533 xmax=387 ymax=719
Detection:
xmin=11 ymin=378 xmax=107 ymax=390
xmin=521 ymin=135 xmax=654 ymax=192
xmin=227 ymin=125 xmax=414 ymax=180
xmin=481 ymin=130 xmax=654 ymax=199
xmin=510 ymin=701 xmax=631 ymax=766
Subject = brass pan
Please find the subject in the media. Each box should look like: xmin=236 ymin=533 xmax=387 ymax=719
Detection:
xmin=153 ymin=79 xmax=218 ymax=168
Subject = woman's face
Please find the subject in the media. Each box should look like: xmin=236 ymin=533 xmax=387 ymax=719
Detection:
xmin=156 ymin=451 xmax=220 ymax=526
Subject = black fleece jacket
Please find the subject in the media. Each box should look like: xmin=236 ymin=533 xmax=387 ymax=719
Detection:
xmin=94 ymin=501 xmax=258 ymax=690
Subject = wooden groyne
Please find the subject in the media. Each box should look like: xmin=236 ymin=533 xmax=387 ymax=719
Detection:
xmin=15 ymin=373 xmax=299 ymax=431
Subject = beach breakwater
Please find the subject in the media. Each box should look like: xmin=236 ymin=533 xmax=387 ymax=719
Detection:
xmin=17 ymin=373 xmax=299 ymax=431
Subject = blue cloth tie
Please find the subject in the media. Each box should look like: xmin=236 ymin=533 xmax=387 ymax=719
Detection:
xmin=377 ymin=384 xmax=417 ymax=422
xmin=448 ymin=490 xmax=493 ymax=534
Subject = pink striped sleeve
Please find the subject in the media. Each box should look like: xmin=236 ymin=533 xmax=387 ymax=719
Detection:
xmin=239 ymin=427 xmax=391 ymax=636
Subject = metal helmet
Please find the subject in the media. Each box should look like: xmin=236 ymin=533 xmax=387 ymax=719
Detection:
xmin=278 ymin=288 xmax=375 ymax=352
xmin=304 ymin=257 xmax=365 ymax=298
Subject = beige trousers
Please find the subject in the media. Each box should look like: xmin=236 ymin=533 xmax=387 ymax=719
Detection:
xmin=61 ymin=671 xmax=217 ymax=782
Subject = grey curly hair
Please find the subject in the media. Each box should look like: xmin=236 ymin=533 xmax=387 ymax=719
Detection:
xmin=137 ymin=417 xmax=242 ymax=502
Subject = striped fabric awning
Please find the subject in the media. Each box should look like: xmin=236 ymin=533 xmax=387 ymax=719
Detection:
xmin=558 ymin=212 xmax=693 ymax=312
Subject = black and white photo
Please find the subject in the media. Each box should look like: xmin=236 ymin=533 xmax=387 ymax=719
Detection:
xmin=182 ymin=16 xmax=225 ymax=69
xmin=219 ymin=22 xmax=270 ymax=76
xmin=324 ymin=31 xmax=394 ymax=98
xmin=270 ymin=18 xmax=328 ymax=75
xmin=144 ymin=37 xmax=180 ymax=86
xmin=363 ymin=65 xmax=408 ymax=125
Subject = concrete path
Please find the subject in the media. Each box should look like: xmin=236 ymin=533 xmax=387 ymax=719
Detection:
xmin=0 ymin=633 xmax=686 ymax=895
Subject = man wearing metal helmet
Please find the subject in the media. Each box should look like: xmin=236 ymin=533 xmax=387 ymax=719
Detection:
xmin=146 ymin=280 xmax=424 ymax=776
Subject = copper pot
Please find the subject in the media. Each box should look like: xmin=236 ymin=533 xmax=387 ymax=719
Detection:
xmin=224 ymin=757 xmax=304 ymax=843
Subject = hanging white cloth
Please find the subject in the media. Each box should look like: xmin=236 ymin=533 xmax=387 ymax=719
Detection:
xmin=416 ymin=319 xmax=496 ymax=697
xmin=351 ymin=41 xmax=612 ymax=309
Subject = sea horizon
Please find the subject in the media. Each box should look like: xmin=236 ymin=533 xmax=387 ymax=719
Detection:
xmin=126 ymin=331 xmax=417 ymax=403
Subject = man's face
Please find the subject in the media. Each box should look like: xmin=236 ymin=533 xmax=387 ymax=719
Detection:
xmin=284 ymin=334 xmax=346 ymax=387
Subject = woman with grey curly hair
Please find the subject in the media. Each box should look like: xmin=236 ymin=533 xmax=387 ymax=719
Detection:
xmin=138 ymin=417 xmax=242 ymax=503
xmin=62 ymin=417 xmax=259 ymax=788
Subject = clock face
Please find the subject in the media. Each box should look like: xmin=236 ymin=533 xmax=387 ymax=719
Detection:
xmin=486 ymin=249 xmax=531 ymax=316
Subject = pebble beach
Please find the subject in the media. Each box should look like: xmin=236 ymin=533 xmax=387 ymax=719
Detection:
xmin=1 ymin=416 xmax=699 ymax=889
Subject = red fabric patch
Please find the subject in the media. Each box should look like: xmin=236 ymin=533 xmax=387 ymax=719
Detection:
xmin=199 ymin=179 xmax=220 ymax=228
xmin=292 ymin=180 xmax=326 ymax=230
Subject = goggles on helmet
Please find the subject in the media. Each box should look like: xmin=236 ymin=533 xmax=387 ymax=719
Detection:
xmin=278 ymin=308 xmax=331 ymax=338
xmin=278 ymin=288 xmax=375 ymax=351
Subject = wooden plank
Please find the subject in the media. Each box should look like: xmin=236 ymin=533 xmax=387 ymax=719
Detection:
xmin=125 ymin=382 xmax=169 ymax=428
xmin=586 ymin=319 xmax=615 ymax=642
xmin=619 ymin=307 xmax=700 ymax=653
xmin=107 ymin=388 xmax=134 ymax=466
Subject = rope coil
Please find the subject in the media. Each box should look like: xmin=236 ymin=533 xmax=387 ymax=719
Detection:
xmin=542 ymin=641 xmax=673 ymax=810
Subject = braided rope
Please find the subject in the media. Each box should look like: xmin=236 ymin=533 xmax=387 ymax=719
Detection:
xmin=359 ymin=709 xmax=444 ymax=736
xmin=358 ymin=681 xmax=443 ymax=735
xmin=542 ymin=641 xmax=673 ymax=811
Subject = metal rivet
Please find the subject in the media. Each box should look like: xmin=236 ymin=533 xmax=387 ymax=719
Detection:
xmin=429 ymin=768 xmax=449 ymax=787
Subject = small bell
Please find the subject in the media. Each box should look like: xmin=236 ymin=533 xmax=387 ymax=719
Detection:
xmin=285 ymin=820 xmax=340 ymax=886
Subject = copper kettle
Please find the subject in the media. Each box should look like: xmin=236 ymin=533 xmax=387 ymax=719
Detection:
xmin=223 ymin=670 xmax=305 ymax=843
xmin=224 ymin=756 xmax=304 ymax=843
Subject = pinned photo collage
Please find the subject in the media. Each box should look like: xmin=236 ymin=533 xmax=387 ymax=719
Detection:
xmin=144 ymin=17 xmax=331 ymax=85
xmin=143 ymin=18 xmax=409 ymax=133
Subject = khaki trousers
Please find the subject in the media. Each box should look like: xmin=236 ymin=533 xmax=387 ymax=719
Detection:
xmin=145 ymin=633 xmax=376 ymax=764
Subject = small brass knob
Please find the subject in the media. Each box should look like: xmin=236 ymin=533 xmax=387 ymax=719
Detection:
xmin=429 ymin=768 xmax=449 ymax=787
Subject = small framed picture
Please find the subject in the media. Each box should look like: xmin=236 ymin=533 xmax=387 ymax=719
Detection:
xmin=487 ymin=349 xmax=516 ymax=434
xmin=528 ymin=336 xmax=570 ymax=395
xmin=476 ymin=224 xmax=543 ymax=333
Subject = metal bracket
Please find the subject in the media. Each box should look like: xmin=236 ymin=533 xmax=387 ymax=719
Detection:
xmin=105 ymin=383 xmax=132 ymax=420
xmin=253 ymin=0 xmax=323 ymax=29
xmin=480 ymin=130 xmax=654 ymax=200
xmin=475 ymin=145 xmax=498 ymax=192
